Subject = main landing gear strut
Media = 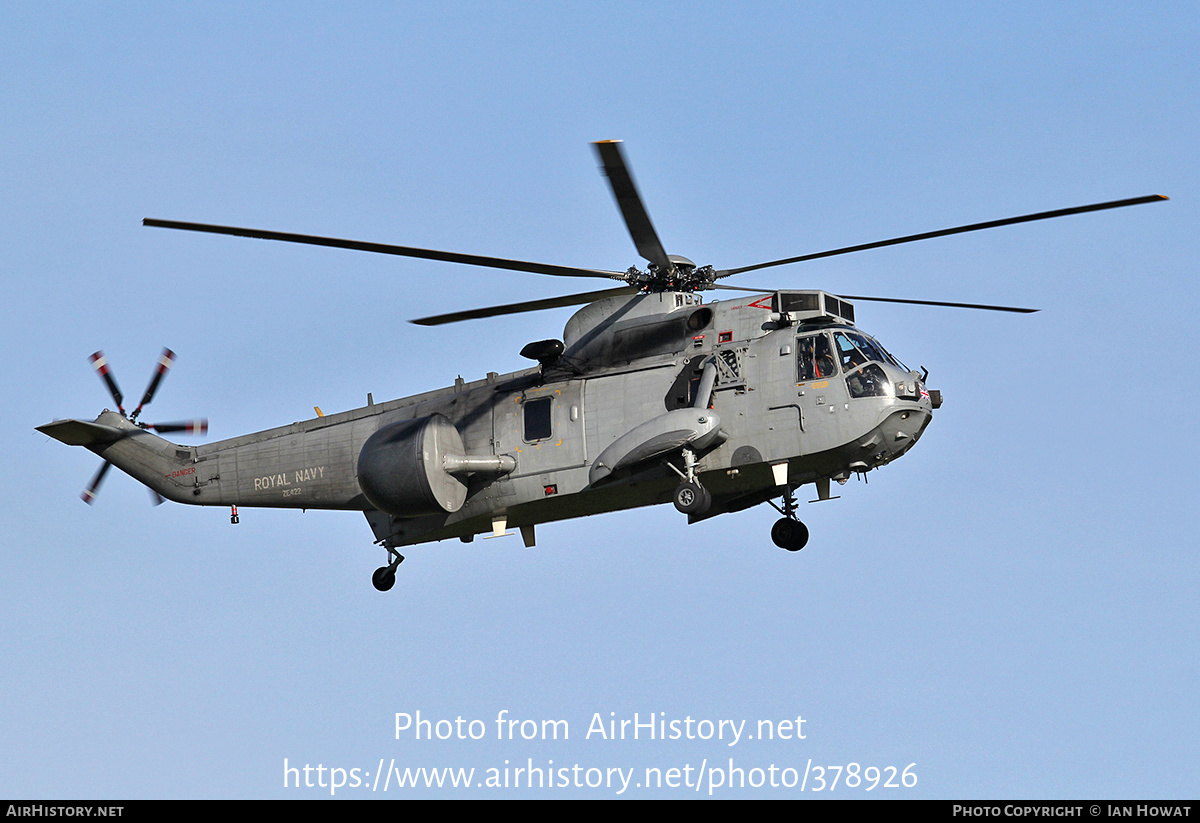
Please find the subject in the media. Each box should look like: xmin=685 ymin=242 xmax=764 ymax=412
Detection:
xmin=768 ymin=486 xmax=809 ymax=552
xmin=372 ymin=548 xmax=405 ymax=592
xmin=670 ymin=447 xmax=711 ymax=516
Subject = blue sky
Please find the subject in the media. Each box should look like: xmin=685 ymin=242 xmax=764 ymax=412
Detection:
xmin=3 ymin=2 xmax=1196 ymax=798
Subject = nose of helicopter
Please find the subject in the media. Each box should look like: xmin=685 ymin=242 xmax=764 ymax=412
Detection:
xmin=880 ymin=405 xmax=931 ymax=456
xmin=845 ymin=403 xmax=933 ymax=474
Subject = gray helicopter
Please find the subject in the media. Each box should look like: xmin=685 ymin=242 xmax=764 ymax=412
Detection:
xmin=38 ymin=141 xmax=1166 ymax=591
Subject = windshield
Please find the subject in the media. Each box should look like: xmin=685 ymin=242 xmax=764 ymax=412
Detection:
xmin=834 ymin=331 xmax=909 ymax=370
xmin=833 ymin=332 xmax=869 ymax=371
xmin=872 ymin=337 xmax=909 ymax=371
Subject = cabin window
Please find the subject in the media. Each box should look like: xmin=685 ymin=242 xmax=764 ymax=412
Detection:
xmin=523 ymin=397 xmax=553 ymax=441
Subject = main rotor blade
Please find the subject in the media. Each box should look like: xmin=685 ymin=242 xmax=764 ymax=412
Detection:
xmin=411 ymin=286 xmax=640 ymax=326
xmin=717 ymin=194 xmax=1169 ymax=277
xmin=713 ymin=283 xmax=1036 ymax=312
xmin=839 ymin=295 xmax=1038 ymax=313
xmin=143 ymin=219 xmax=624 ymax=281
xmin=711 ymin=283 xmax=777 ymax=293
xmin=592 ymin=141 xmax=673 ymax=273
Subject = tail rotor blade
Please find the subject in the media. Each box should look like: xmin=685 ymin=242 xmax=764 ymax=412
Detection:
xmin=81 ymin=461 xmax=112 ymax=505
xmin=88 ymin=352 xmax=125 ymax=414
xmin=132 ymin=348 xmax=176 ymax=419
xmin=146 ymin=418 xmax=208 ymax=435
xmin=149 ymin=488 xmax=165 ymax=507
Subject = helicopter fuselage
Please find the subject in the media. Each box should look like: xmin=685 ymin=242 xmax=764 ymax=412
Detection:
xmin=63 ymin=290 xmax=934 ymax=551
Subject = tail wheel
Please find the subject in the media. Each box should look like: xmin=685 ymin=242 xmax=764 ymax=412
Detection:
xmin=372 ymin=567 xmax=396 ymax=592
xmin=372 ymin=550 xmax=405 ymax=592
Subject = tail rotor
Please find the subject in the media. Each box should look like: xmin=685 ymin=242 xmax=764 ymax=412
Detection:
xmin=80 ymin=347 xmax=208 ymax=505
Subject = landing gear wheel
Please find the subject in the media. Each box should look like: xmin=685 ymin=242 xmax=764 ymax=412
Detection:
xmin=771 ymin=517 xmax=809 ymax=552
xmin=673 ymin=480 xmax=710 ymax=515
xmin=372 ymin=566 xmax=396 ymax=592
xmin=371 ymin=550 xmax=405 ymax=592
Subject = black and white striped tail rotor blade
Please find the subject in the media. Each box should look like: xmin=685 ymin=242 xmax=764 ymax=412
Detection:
xmin=146 ymin=419 xmax=209 ymax=436
xmin=88 ymin=351 xmax=125 ymax=415
xmin=132 ymin=348 xmax=176 ymax=420
xmin=81 ymin=461 xmax=112 ymax=505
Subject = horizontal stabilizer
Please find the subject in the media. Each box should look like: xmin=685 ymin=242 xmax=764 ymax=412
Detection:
xmin=36 ymin=419 xmax=123 ymax=447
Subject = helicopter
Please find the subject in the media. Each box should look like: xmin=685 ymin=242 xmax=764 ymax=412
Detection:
xmin=37 ymin=141 xmax=1166 ymax=591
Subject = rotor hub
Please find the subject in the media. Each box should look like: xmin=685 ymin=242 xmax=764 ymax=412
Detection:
xmin=628 ymin=257 xmax=717 ymax=294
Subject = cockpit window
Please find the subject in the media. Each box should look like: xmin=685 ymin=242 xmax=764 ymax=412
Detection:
xmin=848 ymin=332 xmax=887 ymax=364
xmin=797 ymin=333 xmax=836 ymax=381
xmin=834 ymin=330 xmax=900 ymax=370
xmin=834 ymin=332 xmax=869 ymax=371
xmin=875 ymin=339 xmax=909 ymax=371
xmin=846 ymin=363 xmax=892 ymax=398
xmin=834 ymin=330 xmax=902 ymax=398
